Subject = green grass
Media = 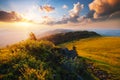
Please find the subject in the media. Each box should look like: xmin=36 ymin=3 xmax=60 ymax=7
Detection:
xmin=0 ymin=40 xmax=55 ymax=80
xmin=60 ymin=37 xmax=120 ymax=80
xmin=1 ymin=37 xmax=120 ymax=80
xmin=0 ymin=40 xmax=91 ymax=80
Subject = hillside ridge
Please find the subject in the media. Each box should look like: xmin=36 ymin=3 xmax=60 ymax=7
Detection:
xmin=38 ymin=31 xmax=101 ymax=44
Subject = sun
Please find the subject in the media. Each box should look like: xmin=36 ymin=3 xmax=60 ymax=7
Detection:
xmin=14 ymin=22 xmax=33 ymax=27
xmin=19 ymin=22 xmax=30 ymax=27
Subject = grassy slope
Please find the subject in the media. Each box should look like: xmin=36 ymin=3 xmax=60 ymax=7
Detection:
xmin=0 ymin=40 xmax=94 ymax=80
xmin=0 ymin=40 xmax=56 ymax=80
xmin=60 ymin=37 xmax=120 ymax=80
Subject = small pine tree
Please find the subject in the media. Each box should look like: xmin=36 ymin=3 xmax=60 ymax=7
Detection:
xmin=29 ymin=32 xmax=37 ymax=40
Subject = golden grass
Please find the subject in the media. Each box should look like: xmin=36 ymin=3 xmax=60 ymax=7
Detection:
xmin=60 ymin=37 xmax=120 ymax=79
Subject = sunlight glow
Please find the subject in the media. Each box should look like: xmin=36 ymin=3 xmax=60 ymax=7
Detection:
xmin=14 ymin=22 xmax=33 ymax=27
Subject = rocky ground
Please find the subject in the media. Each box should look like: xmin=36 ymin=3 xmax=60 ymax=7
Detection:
xmin=86 ymin=62 xmax=112 ymax=80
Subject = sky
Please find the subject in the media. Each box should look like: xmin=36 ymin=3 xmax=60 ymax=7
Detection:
xmin=0 ymin=0 xmax=91 ymax=23
xmin=0 ymin=0 xmax=120 ymax=29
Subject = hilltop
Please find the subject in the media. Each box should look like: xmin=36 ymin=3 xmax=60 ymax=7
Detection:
xmin=38 ymin=31 xmax=101 ymax=44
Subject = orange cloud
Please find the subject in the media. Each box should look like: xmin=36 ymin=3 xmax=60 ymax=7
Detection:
xmin=0 ymin=10 xmax=24 ymax=22
xmin=40 ymin=5 xmax=55 ymax=12
xmin=89 ymin=0 xmax=120 ymax=18
xmin=108 ymin=0 xmax=120 ymax=6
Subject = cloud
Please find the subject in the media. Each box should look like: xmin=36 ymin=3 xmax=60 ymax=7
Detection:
xmin=85 ymin=11 xmax=95 ymax=18
xmin=89 ymin=0 xmax=120 ymax=18
xmin=108 ymin=11 xmax=120 ymax=20
xmin=107 ymin=0 xmax=120 ymax=7
xmin=54 ymin=2 xmax=84 ymax=24
xmin=41 ymin=16 xmax=54 ymax=24
xmin=40 ymin=5 xmax=55 ymax=12
xmin=62 ymin=5 xmax=68 ymax=9
xmin=69 ymin=2 xmax=84 ymax=18
xmin=0 ymin=10 xmax=23 ymax=22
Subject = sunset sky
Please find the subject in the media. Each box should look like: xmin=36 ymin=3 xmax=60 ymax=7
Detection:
xmin=0 ymin=0 xmax=120 ymax=29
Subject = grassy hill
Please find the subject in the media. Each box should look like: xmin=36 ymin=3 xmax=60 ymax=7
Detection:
xmin=0 ymin=39 xmax=96 ymax=80
xmin=38 ymin=31 xmax=100 ymax=45
xmin=0 ymin=31 xmax=120 ymax=80
xmin=60 ymin=37 xmax=120 ymax=80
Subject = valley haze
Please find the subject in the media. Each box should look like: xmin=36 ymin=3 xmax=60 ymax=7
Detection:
xmin=0 ymin=28 xmax=120 ymax=48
